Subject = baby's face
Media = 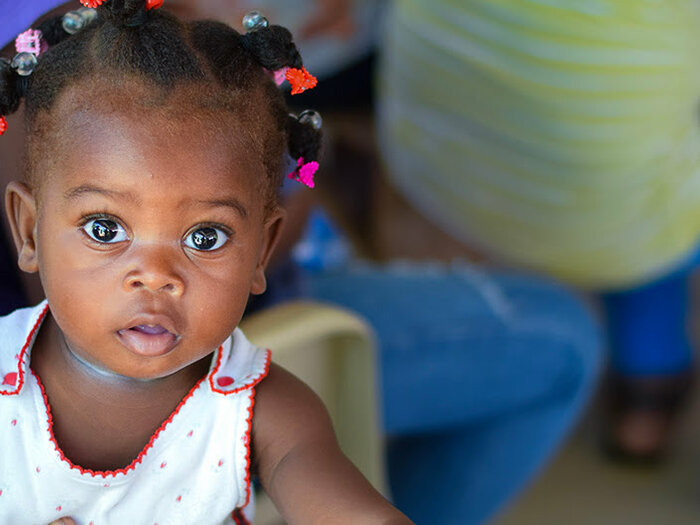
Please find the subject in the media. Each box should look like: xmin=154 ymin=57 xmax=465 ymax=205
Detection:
xmin=20 ymin=99 xmax=282 ymax=380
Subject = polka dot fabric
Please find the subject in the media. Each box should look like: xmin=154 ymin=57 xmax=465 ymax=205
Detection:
xmin=0 ymin=301 xmax=268 ymax=524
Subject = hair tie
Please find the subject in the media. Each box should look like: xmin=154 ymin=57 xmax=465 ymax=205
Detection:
xmin=288 ymin=157 xmax=318 ymax=188
xmin=146 ymin=0 xmax=164 ymax=10
xmin=1 ymin=29 xmax=48 ymax=136
xmin=269 ymin=67 xmax=288 ymax=86
xmin=79 ymin=0 xmax=163 ymax=10
xmin=242 ymin=11 xmax=269 ymax=32
xmin=285 ymin=67 xmax=317 ymax=95
xmin=298 ymin=109 xmax=322 ymax=130
xmin=242 ymin=11 xmax=318 ymax=95
xmin=63 ymin=7 xmax=98 ymax=34
xmin=15 ymin=29 xmax=48 ymax=57
xmin=270 ymin=66 xmax=318 ymax=94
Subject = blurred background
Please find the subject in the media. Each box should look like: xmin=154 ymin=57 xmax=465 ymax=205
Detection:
xmin=3 ymin=0 xmax=700 ymax=523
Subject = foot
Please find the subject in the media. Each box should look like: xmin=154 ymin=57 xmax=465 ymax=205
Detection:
xmin=604 ymin=371 xmax=694 ymax=463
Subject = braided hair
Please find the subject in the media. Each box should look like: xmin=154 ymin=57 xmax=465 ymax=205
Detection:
xmin=0 ymin=1 xmax=322 ymax=205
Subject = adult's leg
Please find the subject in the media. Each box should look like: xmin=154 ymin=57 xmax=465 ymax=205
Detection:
xmin=306 ymin=264 xmax=602 ymax=522
xmin=601 ymin=268 xmax=695 ymax=458
xmin=603 ymin=269 xmax=693 ymax=376
xmin=387 ymin=394 xmax=588 ymax=524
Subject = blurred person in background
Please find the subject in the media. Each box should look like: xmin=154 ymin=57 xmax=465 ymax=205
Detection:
xmin=1 ymin=2 xmax=603 ymax=524
xmin=375 ymin=0 xmax=700 ymax=465
xmin=259 ymin=3 xmax=604 ymax=525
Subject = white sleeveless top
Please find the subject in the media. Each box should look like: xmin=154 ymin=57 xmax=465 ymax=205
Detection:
xmin=0 ymin=301 xmax=271 ymax=525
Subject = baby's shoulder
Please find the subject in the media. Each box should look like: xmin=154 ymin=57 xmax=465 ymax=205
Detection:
xmin=209 ymin=327 xmax=271 ymax=396
xmin=0 ymin=302 xmax=48 ymax=395
xmin=0 ymin=301 xmax=45 ymax=342
xmin=251 ymin=361 xmax=334 ymax=465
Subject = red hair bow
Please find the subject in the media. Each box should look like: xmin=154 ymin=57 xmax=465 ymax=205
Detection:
xmin=80 ymin=0 xmax=163 ymax=9
xmin=0 ymin=116 xmax=7 ymax=136
xmin=285 ymin=67 xmax=318 ymax=95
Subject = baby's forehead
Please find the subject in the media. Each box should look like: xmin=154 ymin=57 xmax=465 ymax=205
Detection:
xmin=57 ymin=77 xmax=254 ymax=139
xmin=31 ymin=77 xmax=268 ymax=183
xmin=36 ymin=104 xmax=268 ymax=218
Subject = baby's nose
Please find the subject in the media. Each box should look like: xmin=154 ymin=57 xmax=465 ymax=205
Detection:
xmin=122 ymin=246 xmax=184 ymax=296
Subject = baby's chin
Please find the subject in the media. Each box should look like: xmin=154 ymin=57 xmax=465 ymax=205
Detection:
xmin=66 ymin=343 xmax=202 ymax=384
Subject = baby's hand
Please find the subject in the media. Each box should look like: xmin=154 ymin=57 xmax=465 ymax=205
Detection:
xmin=49 ymin=519 xmax=76 ymax=525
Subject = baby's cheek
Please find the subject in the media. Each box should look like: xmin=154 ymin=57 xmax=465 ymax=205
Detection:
xmin=187 ymin=283 xmax=245 ymax=338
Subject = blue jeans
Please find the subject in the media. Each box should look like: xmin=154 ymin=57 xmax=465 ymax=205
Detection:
xmin=305 ymin=263 xmax=602 ymax=524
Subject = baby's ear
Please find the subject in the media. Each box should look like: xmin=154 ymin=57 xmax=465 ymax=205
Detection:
xmin=5 ymin=181 xmax=39 ymax=273
xmin=250 ymin=208 xmax=286 ymax=295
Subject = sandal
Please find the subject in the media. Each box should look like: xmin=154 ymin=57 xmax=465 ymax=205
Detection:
xmin=603 ymin=371 xmax=694 ymax=464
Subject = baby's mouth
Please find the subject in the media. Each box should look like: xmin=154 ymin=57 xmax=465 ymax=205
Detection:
xmin=132 ymin=324 xmax=169 ymax=335
xmin=117 ymin=324 xmax=180 ymax=357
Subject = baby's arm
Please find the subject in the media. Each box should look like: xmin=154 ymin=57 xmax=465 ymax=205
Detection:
xmin=253 ymin=364 xmax=412 ymax=524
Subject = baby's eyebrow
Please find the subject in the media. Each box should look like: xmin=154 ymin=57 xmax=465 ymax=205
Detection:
xmin=194 ymin=198 xmax=248 ymax=219
xmin=64 ymin=184 xmax=140 ymax=204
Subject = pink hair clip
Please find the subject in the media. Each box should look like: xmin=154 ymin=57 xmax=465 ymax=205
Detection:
xmin=287 ymin=157 xmax=318 ymax=188
xmin=15 ymin=29 xmax=48 ymax=57
xmin=271 ymin=67 xmax=289 ymax=86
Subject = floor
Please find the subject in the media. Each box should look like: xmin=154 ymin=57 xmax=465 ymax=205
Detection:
xmin=493 ymin=390 xmax=700 ymax=525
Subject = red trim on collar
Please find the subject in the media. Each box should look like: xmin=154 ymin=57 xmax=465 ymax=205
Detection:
xmin=209 ymin=348 xmax=271 ymax=395
xmin=241 ymin=388 xmax=256 ymax=510
xmin=0 ymin=303 xmax=49 ymax=396
xmin=232 ymin=507 xmax=251 ymax=525
xmin=31 ymin=366 xmax=208 ymax=479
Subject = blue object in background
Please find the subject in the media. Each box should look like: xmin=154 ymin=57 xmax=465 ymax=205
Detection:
xmin=292 ymin=208 xmax=352 ymax=273
xmin=0 ymin=0 xmax=69 ymax=48
xmin=603 ymin=268 xmax=694 ymax=377
xmin=305 ymin=263 xmax=602 ymax=524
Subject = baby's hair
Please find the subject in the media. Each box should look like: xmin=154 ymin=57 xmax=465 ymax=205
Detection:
xmin=0 ymin=0 xmax=323 ymax=204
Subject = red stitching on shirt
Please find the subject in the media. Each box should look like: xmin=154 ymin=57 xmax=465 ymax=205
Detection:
xmin=232 ymin=508 xmax=250 ymax=525
xmin=31 ymin=367 xmax=208 ymax=479
xmin=241 ymin=386 xmax=257 ymax=509
xmin=209 ymin=348 xmax=271 ymax=395
xmin=0 ymin=303 xmax=49 ymax=396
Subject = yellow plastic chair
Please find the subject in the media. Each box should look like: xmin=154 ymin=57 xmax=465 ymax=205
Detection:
xmin=240 ymin=301 xmax=387 ymax=524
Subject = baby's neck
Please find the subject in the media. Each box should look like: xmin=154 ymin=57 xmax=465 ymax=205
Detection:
xmin=30 ymin=314 xmax=211 ymax=471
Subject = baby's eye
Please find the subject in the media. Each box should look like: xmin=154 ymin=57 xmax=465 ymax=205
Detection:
xmin=82 ymin=218 xmax=128 ymax=244
xmin=184 ymin=226 xmax=229 ymax=251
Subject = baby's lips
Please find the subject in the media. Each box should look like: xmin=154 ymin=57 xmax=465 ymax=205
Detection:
xmin=117 ymin=326 xmax=179 ymax=357
xmin=120 ymin=312 xmax=180 ymax=338
xmin=130 ymin=324 xmax=170 ymax=336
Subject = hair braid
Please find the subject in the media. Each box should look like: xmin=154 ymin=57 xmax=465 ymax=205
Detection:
xmin=0 ymin=58 xmax=25 ymax=117
xmin=36 ymin=16 xmax=73 ymax=47
xmin=239 ymin=26 xmax=303 ymax=71
xmin=287 ymin=114 xmax=322 ymax=163
xmin=5 ymin=1 xmax=323 ymax=198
